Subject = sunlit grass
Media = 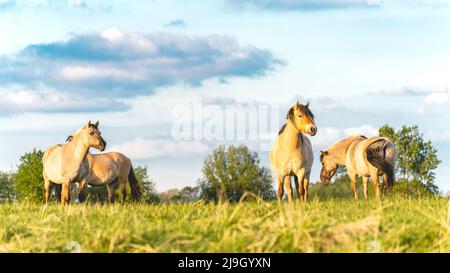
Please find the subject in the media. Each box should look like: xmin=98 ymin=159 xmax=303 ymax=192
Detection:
xmin=0 ymin=197 xmax=449 ymax=252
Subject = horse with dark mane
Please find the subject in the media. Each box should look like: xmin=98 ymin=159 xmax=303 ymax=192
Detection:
xmin=269 ymin=101 xmax=317 ymax=203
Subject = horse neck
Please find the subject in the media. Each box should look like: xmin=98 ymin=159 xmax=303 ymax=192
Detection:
xmin=64 ymin=135 xmax=90 ymax=166
xmin=328 ymin=139 xmax=353 ymax=165
xmin=280 ymin=121 xmax=302 ymax=149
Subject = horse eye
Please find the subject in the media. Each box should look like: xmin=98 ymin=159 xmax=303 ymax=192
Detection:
xmin=89 ymin=132 xmax=94 ymax=135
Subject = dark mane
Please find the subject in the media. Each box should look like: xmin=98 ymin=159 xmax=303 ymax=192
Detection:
xmin=66 ymin=135 xmax=73 ymax=142
xmin=286 ymin=102 xmax=315 ymax=124
xmin=278 ymin=124 xmax=287 ymax=135
xmin=298 ymin=103 xmax=315 ymax=120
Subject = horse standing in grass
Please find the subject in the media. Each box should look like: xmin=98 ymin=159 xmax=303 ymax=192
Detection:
xmin=74 ymin=151 xmax=143 ymax=203
xmin=43 ymin=121 xmax=106 ymax=205
xmin=270 ymin=101 xmax=317 ymax=203
xmin=320 ymin=135 xmax=396 ymax=200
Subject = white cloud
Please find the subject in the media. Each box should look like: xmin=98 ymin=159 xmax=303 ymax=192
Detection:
xmin=0 ymin=28 xmax=280 ymax=104
xmin=310 ymin=124 xmax=378 ymax=147
xmin=417 ymin=106 xmax=425 ymax=114
xmin=343 ymin=124 xmax=378 ymax=136
xmin=424 ymin=91 xmax=450 ymax=105
xmin=110 ymin=138 xmax=209 ymax=159
xmin=310 ymin=127 xmax=342 ymax=147
xmin=0 ymin=86 xmax=128 ymax=113
xmin=100 ymin=27 xmax=124 ymax=42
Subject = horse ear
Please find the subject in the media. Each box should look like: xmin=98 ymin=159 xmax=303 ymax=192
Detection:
xmin=94 ymin=121 xmax=99 ymax=128
xmin=320 ymin=150 xmax=328 ymax=155
xmin=306 ymin=101 xmax=310 ymax=108
xmin=88 ymin=120 xmax=92 ymax=126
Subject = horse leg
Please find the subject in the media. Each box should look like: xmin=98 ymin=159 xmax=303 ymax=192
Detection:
xmin=54 ymin=183 xmax=62 ymax=204
xmin=362 ymin=177 xmax=369 ymax=200
xmin=78 ymin=181 xmax=87 ymax=203
xmin=303 ymin=172 xmax=310 ymax=203
xmin=293 ymin=176 xmax=302 ymax=201
xmin=295 ymin=171 xmax=305 ymax=202
xmin=277 ymin=175 xmax=285 ymax=203
xmin=284 ymin=177 xmax=293 ymax=203
xmin=382 ymin=173 xmax=389 ymax=193
xmin=107 ymin=182 xmax=116 ymax=204
xmin=61 ymin=181 xmax=71 ymax=205
xmin=370 ymin=170 xmax=381 ymax=200
xmin=119 ymin=177 xmax=127 ymax=204
xmin=44 ymin=178 xmax=53 ymax=205
xmin=348 ymin=172 xmax=358 ymax=200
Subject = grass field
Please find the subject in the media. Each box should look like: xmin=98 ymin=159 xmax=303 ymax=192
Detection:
xmin=1 ymin=197 xmax=449 ymax=253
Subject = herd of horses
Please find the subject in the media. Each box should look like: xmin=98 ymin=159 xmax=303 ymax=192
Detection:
xmin=41 ymin=101 xmax=396 ymax=205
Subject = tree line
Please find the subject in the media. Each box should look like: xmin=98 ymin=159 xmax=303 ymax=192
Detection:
xmin=0 ymin=124 xmax=442 ymax=203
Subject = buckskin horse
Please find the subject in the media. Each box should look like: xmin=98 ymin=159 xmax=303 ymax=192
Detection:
xmin=270 ymin=101 xmax=317 ymax=203
xmin=43 ymin=121 xmax=106 ymax=205
xmin=320 ymin=135 xmax=396 ymax=200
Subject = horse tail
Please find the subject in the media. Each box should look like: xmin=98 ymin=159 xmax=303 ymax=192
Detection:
xmin=366 ymin=138 xmax=395 ymax=191
xmin=128 ymin=165 xmax=143 ymax=201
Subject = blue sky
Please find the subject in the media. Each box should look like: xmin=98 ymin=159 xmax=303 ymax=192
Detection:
xmin=0 ymin=0 xmax=449 ymax=192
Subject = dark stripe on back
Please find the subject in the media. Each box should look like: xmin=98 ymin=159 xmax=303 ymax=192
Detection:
xmin=278 ymin=124 xmax=287 ymax=135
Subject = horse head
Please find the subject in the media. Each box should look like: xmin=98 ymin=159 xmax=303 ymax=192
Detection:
xmin=73 ymin=121 xmax=107 ymax=151
xmin=286 ymin=101 xmax=317 ymax=136
xmin=319 ymin=150 xmax=338 ymax=183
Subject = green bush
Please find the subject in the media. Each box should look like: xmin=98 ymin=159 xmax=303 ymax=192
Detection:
xmin=198 ymin=145 xmax=275 ymax=202
xmin=15 ymin=149 xmax=44 ymax=203
xmin=0 ymin=171 xmax=16 ymax=202
xmin=392 ymin=178 xmax=436 ymax=198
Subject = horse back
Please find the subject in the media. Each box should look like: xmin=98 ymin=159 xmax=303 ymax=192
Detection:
xmin=86 ymin=152 xmax=132 ymax=184
xmin=42 ymin=144 xmax=64 ymax=177
xmin=345 ymin=137 xmax=370 ymax=176
xmin=346 ymin=136 xmax=396 ymax=176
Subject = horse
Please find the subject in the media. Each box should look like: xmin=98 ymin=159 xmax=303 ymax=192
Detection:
xmin=74 ymin=151 xmax=143 ymax=203
xmin=319 ymin=135 xmax=397 ymax=200
xmin=42 ymin=121 xmax=106 ymax=205
xmin=269 ymin=101 xmax=317 ymax=203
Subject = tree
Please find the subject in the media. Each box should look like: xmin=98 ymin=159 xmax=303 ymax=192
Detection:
xmin=134 ymin=165 xmax=159 ymax=203
xmin=15 ymin=149 xmax=44 ymax=202
xmin=198 ymin=145 xmax=275 ymax=202
xmin=159 ymin=189 xmax=179 ymax=203
xmin=172 ymin=186 xmax=200 ymax=203
xmin=392 ymin=178 xmax=435 ymax=198
xmin=309 ymin=175 xmax=355 ymax=200
xmin=0 ymin=171 xmax=16 ymax=202
xmin=379 ymin=125 xmax=441 ymax=193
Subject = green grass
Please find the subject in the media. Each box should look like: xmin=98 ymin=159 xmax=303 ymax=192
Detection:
xmin=0 ymin=197 xmax=449 ymax=252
